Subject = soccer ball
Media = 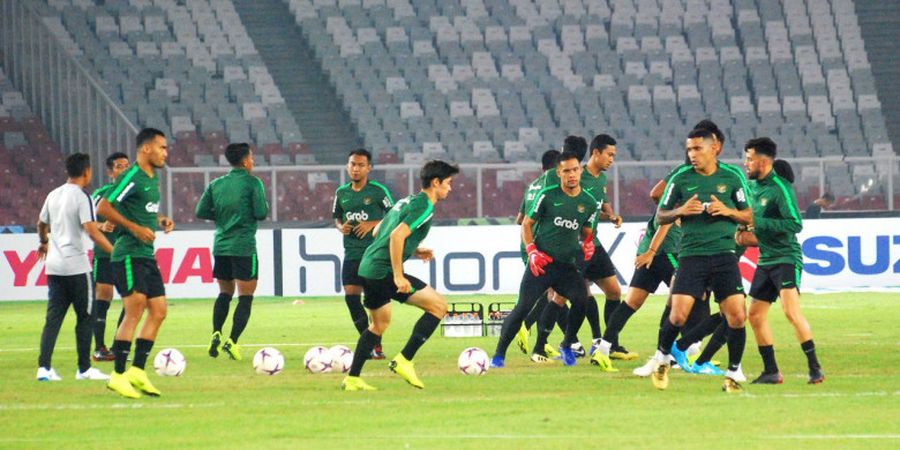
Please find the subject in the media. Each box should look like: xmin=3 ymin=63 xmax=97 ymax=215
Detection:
xmin=253 ymin=347 xmax=285 ymax=376
xmin=458 ymin=347 xmax=489 ymax=375
xmin=304 ymin=346 xmax=333 ymax=373
xmin=329 ymin=345 xmax=353 ymax=374
xmin=153 ymin=348 xmax=186 ymax=376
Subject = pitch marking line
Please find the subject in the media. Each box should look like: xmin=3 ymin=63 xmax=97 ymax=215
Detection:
xmin=770 ymin=435 xmax=900 ymax=440
xmin=0 ymin=342 xmax=355 ymax=353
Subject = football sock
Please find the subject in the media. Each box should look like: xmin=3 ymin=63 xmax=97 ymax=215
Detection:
xmin=555 ymin=303 xmax=569 ymax=332
xmin=344 ymin=294 xmax=368 ymax=334
xmin=658 ymin=318 xmax=682 ymax=355
xmin=726 ymin=326 xmax=746 ymax=372
xmin=585 ymin=296 xmax=602 ymax=339
xmin=759 ymin=345 xmax=779 ymax=374
xmin=676 ymin=313 xmax=724 ymax=351
xmin=535 ymin=302 xmax=562 ymax=354
xmin=683 ymin=299 xmax=709 ymax=336
xmin=92 ymin=300 xmax=111 ymax=349
xmin=801 ymin=339 xmax=820 ymax=370
xmin=659 ymin=304 xmax=672 ymax=329
xmin=523 ymin=292 xmax=549 ymax=330
xmin=602 ymin=302 xmax=637 ymax=348
xmin=212 ymin=293 xmax=232 ymax=333
xmin=132 ymin=338 xmax=154 ymax=370
xmin=604 ymin=299 xmax=621 ymax=327
xmin=349 ymin=330 xmax=378 ymax=377
xmin=112 ymin=340 xmax=131 ymax=374
xmin=116 ymin=308 xmax=125 ymax=329
xmin=229 ymin=296 xmax=253 ymax=342
xmin=695 ymin=322 xmax=727 ymax=365
xmin=400 ymin=313 xmax=441 ymax=360
xmin=562 ymin=300 xmax=586 ymax=347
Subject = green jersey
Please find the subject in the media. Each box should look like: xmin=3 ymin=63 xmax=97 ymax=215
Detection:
xmin=659 ymin=162 xmax=750 ymax=257
xmin=541 ymin=166 xmax=607 ymax=244
xmin=749 ymin=170 xmax=803 ymax=266
xmin=528 ymin=185 xmax=598 ymax=266
xmin=195 ymin=168 xmax=269 ymax=256
xmin=636 ymin=211 xmax=682 ymax=255
xmin=91 ymin=182 xmax=118 ymax=259
xmin=358 ymin=192 xmax=433 ymax=279
xmin=332 ymin=180 xmax=394 ymax=261
xmin=104 ymin=165 xmax=160 ymax=261
xmin=517 ymin=175 xmax=545 ymax=263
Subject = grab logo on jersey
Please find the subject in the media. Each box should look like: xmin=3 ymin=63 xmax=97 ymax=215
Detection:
xmin=145 ymin=202 xmax=160 ymax=213
xmin=345 ymin=211 xmax=369 ymax=222
xmin=553 ymin=217 xmax=579 ymax=230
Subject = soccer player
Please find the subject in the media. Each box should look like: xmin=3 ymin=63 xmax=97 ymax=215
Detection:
xmin=742 ymin=139 xmax=824 ymax=384
xmin=97 ymin=128 xmax=174 ymax=398
xmin=340 ymin=160 xmax=458 ymax=391
xmin=89 ymin=152 xmax=130 ymax=362
xmin=652 ymin=128 xmax=752 ymax=392
xmin=333 ymin=149 xmax=394 ymax=359
xmin=196 ymin=143 xmax=269 ymax=361
xmin=491 ymin=150 xmax=599 ymax=368
xmin=36 ymin=153 xmax=113 ymax=381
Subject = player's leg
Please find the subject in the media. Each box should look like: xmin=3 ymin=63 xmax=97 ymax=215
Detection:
xmin=780 ymin=283 xmax=823 ymax=383
xmin=219 ymin=255 xmax=259 ymax=360
xmin=719 ymin=294 xmax=747 ymax=391
xmin=531 ymin=290 xmax=566 ymax=362
xmin=344 ymin=259 xmax=385 ymax=359
xmin=209 ymin=255 xmax=234 ymax=357
xmin=554 ymin=268 xmax=596 ymax=366
xmin=692 ymin=319 xmax=727 ymax=375
xmin=343 ymin=276 xmax=394 ymax=391
xmin=493 ymin=270 xmax=552 ymax=366
xmin=388 ymin=282 xmax=447 ymax=388
xmin=122 ymin=259 xmax=168 ymax=396
xmin=593 ymin=286 xmax=650 ymax=368
xmin=748 ymin=299 xmax=782 ymax=383
xmin=37 ymin=275 xmax=71 ymax=381
xmin=92 ymin=256 xmax=116 ymax=361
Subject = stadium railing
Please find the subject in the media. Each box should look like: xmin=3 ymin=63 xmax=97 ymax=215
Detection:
xmin=0 ymin=0 xmax=139 ymax=181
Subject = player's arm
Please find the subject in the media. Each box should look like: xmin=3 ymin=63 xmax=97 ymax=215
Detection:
xmin=635 ymin=222 xmax=673 ymax=269
xmin=754 ymin=188 xmax=803 ymax=234
xmin=522 ymin=195 xmax=553 ymax=275
xmin=195 ymin=186 xmax=215 ymax=220
xmin=97 ymin=198 xmax=155 ymax=243
xmin=252 ymin=178 xmax=269 ymax=221
xmin=157 ymin=214 xmax=174 ymax=233
xmin=735 ymin=225 xmax=759 ymax=247
xmin=599 ymin=202 xmax=622 ymax=227
xmin=649 ymin=179 xmax=666 ymax=202
xmin=657 ymin=177 xmax=700 ymax=225
xmin=389 ymin=223 xmax=412 ymax=293
xmin=332 ymin=192 xmax=352 ymax=235
xmin=84 ymin=222 xmax=114 ymax=254
xmin=36 ymin=198 xmax=50 ymax=259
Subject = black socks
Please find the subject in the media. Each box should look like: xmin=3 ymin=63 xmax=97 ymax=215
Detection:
xmin=726 ymin=326 xmax=746 ymax=372
xmin=801 ymin=339 xmax=820 ymax=370
xmin=585 ymin=296 xmax=602 ymax=340
xmin=603 ymin=302 xmax=637 ymax=348
xmin=604 ymin=299 xmax=621 ymax=327
xmin=758 ymin=345 xmax=778 ymax=374
xmin=230 ymin=296 xmax=253 ymax=342
xmin=345 ymin=294 xmax=369 ymax=334
xmin=658 ymin=318 xmax=682 ymax=355
xmin=349 ymin=330 xmax=379 ymax=377
xmin=212 ymin=293 xmax=232 ymax=333
xmin=400 ymin=313 xmax=441 ymax=360
xmin=112 ymin=340 xmax=131 ymax=374
xmin=92 ymin=300 xmax=111 ymax=349
xmin=132 ymin=338 xmax=154 ymax=370
xmin=535 ymin=302 xmax=562 ymax=354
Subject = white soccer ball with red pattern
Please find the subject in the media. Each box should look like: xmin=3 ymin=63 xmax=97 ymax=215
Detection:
xmin=153 ymin=348 xmax=186 ymax=376
xmin=253 ymin=347 xmax=285 ymax=376
xmin=304 ymin=346 xmax=333 ymax=373
xmin=329 ymin=345 xmax=353 ymax=373
xmin=458 ymin=347 xmax=489 ymax=375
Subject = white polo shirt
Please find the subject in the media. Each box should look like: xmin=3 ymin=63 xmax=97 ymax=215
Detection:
xmin=38 ymin=183 xmax=95 ymax=276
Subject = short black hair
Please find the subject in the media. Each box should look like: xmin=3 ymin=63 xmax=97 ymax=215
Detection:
xmin=105 ymin=152 xmax=129 ymax=169
xmin=693 ymin=119 xmax=725 ymax=143
xmin=136 ymin=128 xmax=165 ymax=150
xmin=225 ymin=143 xmax=251 ymax=166
xmin=745 ymin=137 xmax=777 ymax=159
xmin=589 ymin=134 xmax=617 ymax=154
xmin=687 ymin=128 xmax=715 ymax=140
xmin=541 ymin=149 xmax=560 ymax=170
xmin=562 ymin=135 xmax=587 ymax=162
xmin=822 ymin=192 xmax=835 ymax=202
xmin=420 ymin=160 xmax=459 ymax=188
xmin=348 ymin=148 xmax=372 ymax=163
xmin=65 ymin=153 xmax=91 ymax=178
xmin=558 ymin=150 xmax=581 ymax=165
xmin=772 ymin=159 xmax=795 ymax=183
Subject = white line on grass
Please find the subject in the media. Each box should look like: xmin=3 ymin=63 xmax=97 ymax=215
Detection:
xmin=771 ymin=435 xmax=900 ymax=440
xmin=0 ymin=342 xmax=355 ymax=353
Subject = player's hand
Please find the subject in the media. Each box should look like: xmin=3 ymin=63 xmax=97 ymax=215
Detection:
xmin=414 ymin=247 xmax=434 ymax=261
xmin=582 ymin=233 xmax=595 ymax=261
xmin=352 ymin=221 xmax=377 ymax=238
xmin=609 ymin=214 xmax=623 ymax=228
xmin=37 ymin=243 xmax=48 ymax=260
xmin=735 ymin=230 xmax=758 ymax=247
xmin=130 ymin=225 xmax=156 ymax=243
xmin=158 ymin=216 xmax=174 ymax=233
xmin=634 ymin=250 xmax=655 ymax=269
xmin=706 ymin=195 xmax=729 ymax=217
xmin=99 ymin=221 xmax=116 ymax=233
xmin=394 ymin=275 xmax=412 ymax=294
xmin=679 ymin=194 xmax=704 ymax=216
xmin=526 ymin=243 xmax=553 ymax=277
xmin=339 ymin=222 xmax=352 ymax=235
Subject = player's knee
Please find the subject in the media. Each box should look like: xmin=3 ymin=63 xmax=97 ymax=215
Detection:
xmin=748 ymin=308 xmax=765 ymax=326
xmin=430 ymin=299 xmax=448 ymax=318
xmin=669 ymin=310 xmax=688 ymax=326
xmin=783 ymin=310 xmax=804 ymax=326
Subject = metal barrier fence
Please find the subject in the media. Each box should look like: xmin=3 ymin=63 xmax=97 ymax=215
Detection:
xmin=0 ymin=0 xmax=139 ymax=181
xmin=167 ymin=155 xmax=897 ymax=223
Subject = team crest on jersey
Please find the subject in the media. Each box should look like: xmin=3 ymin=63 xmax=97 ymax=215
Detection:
xmin=577 ymin=204 xmax=585 ymax=213
xmin=603 ymin=187 xmax=607 ymax=193
xmin=363 ymin=197 xmax=372 ymax=205
xmin=760 ymin=198 xmax=768 ymax=206
xmin=716 ymin=184 xmax=727 ymax=193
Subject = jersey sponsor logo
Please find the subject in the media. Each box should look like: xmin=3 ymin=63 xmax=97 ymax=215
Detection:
xmin=803 ymin=234 xmax=900 ymax=276
xmin=345 ymin=211 xmax=369 ymax=222
xmin=553 ymin=217 xmax=580 ymax=230
xmin=716 ymin=184 xmax=727 ymax=193
xmin=145 ymin=202 xmax=160 ymax=213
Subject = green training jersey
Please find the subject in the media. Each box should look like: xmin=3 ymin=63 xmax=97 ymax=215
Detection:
xmin=636 ymin=211 xmax=682 ymax=255
xmin=541 ymin=166 xmax=607 ymax=244
xmin=517 ymin=175 xmax=545 ymax=263
xmin=749 ymin=170 xmax=803 ymax=266
xmin=104 ymin=165 xmax=160 ymax=261
xmin=195 ymin=168 xmax=269 ymax=256
xmin=528 ymin=185 xmax=598 ymax=266
xmin=358 ymin=192 xmax=433 ymax=280
xmin=332 ymin=180 xmax=394 ymax=261
xmin=658 ymin=162 xmax=750 ymax=257
xmin=91 ymin=182 xmax=118 ymax=259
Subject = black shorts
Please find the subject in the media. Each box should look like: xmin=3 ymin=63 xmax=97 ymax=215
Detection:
xmin=112 ymin=256 xmax=166 ymax=298
xmin=92 ymin=256 xmax=114 ymax=285
xmin=518 ymin=262 xmax=589 ymax=308
xmin=341 ymin=259 xmax=365 ymax=286
xmin=671 ymin=254 xmax=744 ymax=302
xmin=362 ymin=273 xmax=428 ymax=309
xmin=583 ymin=243 xmax=617 ymax=280
xmin=629 ymin=252 xmax=678 ymax=293
xmin=749 ymin=263 xmax=802 ymax=302
xmin=213 ymin=254 xmax=258 ymax=281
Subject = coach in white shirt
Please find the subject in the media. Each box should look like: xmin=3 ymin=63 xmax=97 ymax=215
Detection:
xmin=36 ymin=153 xmax=114 ymax=382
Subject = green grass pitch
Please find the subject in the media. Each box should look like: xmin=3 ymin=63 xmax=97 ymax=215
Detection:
xmin=1 ymin=293 xmax=898 ymax=449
